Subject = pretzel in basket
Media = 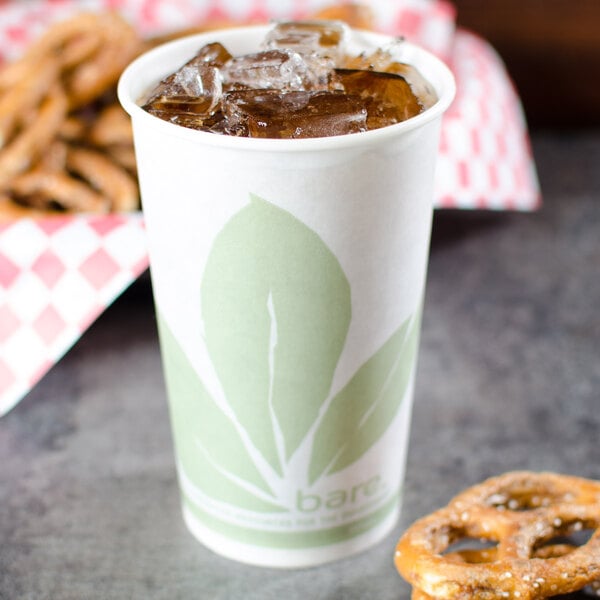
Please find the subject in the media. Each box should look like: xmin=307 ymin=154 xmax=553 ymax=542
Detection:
xmin=0 ymin=12 xmax=143 ymax=217
xmin=395 ymin=471 xmax=600 ymax=599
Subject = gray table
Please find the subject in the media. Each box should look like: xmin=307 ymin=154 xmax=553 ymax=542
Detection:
xmin=2 ymin=131 xmax=599 ymax=599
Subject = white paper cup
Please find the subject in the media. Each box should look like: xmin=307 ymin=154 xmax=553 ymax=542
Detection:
xmin=119 ymin=26 xmax=455 ymax=568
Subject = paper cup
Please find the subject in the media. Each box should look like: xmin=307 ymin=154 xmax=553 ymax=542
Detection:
xmin=119 ymin=26 xmax=455 ymax=568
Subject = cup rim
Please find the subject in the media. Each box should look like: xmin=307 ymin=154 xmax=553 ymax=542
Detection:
xmin=118 ymin=24 xmax=456 ymax=153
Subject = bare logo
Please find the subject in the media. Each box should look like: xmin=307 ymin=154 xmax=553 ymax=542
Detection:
xmin=297 ymin=475 xmax=384 ymax=513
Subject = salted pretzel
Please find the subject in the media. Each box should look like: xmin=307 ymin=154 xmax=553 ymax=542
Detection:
xmin=0 ymin=83 xmax=67 ymax=188
xmin=0 ymin=12 xmax=142 ymax=217
xmin=395 ymin=472 xmax=600 ymax=599
xmin=64 ymin=13 xmax=140 ymax=108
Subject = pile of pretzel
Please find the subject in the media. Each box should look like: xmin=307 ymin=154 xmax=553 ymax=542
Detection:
xmin=395 ymin=471 xmax=600 ymax=599
xmin=0 ymin=4 xmax=374 ymax=219
xmin=0 ymin=12 xmax=145 ymax=218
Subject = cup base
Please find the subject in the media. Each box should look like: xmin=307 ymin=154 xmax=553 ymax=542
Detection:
xmin=181 ymin=502 xmax=400 ymax=569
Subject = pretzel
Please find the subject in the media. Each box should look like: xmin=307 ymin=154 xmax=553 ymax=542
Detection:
xmin=0 ymin=58 xmax=60 ymax=148
xmin=4 ymin=13 xmax=103 ymax=68
xmin=0 ymin=12 xmax=143 ymax=218
xmin=38 ymin=140 xmax=68 ymax=172
xmin=65 ymin=146 xmax=138 ymax=212
xmin=0 ymin=84 xmax=67 ymax=188
xmin=9 ymin=168 xmax=108 ymax=213
xmin=0 ymin=15 xmax=101 ymax=91
xmin=58 ymin=116 xmax=88 ymax=142
xmin=395 ymin=472 xmax=600 ymax=600
xmin=0 ymin=193 xmax=54 ymax=218
xmin=64 ymin=13 xmax=140 ymax=108
xmin=410 ymin=543 xmax=585 ymax=599
xmin=88 ymin=104 xmax=134 ymax=148
xmin=106 ymin=145 xmax=137 ymax=173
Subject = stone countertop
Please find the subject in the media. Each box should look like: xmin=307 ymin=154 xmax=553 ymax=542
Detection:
xmin=1 ymin=131 xmax=599 ymax=600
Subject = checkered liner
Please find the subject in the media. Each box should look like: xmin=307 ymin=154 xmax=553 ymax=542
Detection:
xmin=0 ymin=216 xmax=148 ymax=415
xmin=0 ymin=0 xmax=540 ymax=416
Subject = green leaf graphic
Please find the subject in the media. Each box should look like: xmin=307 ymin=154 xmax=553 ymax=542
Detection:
xmin=158 ymin=315 xmax=285 ymax=512
xmin=308 ymin=311 xmax=421 ymax=485
xmin=201 ymin=194 xmax=351 ymax=472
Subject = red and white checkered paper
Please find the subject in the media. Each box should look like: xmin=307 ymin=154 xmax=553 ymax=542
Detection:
xmin=0 ymin=0 xmax=540 ymax=416
xmin=0 ymin=216 xmax=148 ymax=415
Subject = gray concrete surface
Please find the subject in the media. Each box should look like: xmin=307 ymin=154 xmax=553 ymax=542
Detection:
xmin=1 ymin=131 xmax=599 ymax=599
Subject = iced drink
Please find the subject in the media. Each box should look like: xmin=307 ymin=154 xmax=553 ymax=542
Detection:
xmin=118 ymin=21 xmax=455 ymax=568
xmin=140 ymin=21 xmax=438 ymax=138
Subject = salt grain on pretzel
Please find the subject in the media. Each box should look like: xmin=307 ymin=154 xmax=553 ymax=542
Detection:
xmin=395 ymin=471 xmax=600 ymax=600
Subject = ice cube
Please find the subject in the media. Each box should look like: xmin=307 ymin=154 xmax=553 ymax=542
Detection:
xmin=142 ymin=63 xmax=222 ymax=119
xmin=263 ymin=20 xmax=347 ymax=57
xmin=221 ymin=49 xmax=317 ymax=91
xmin=263 ymin=21 xmax=347 ymax=88
xmin=141 ymin=43 xmax=231 ymax=120
xmin=222 ymin=89 xmax=367 ymax=138
xmin=140 ymin=30 xmax=437 ymax=136
xmin=148 ymin=110 xmax=226 ymax=132
xmin=331 ymin=68 xmax=424 ymax=130
xmin=194 ymin=42 xmax=232 ymax=67
xmin=342 ymin=46 xmax=438 ymax=109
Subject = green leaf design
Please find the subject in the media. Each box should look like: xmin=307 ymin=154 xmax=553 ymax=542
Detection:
xmin=158 ymin=315 xmax=285 ymax=513
xmin=308 ymin=310 xmax=421 ymax=485
xmin=201 ymin=194 xmax=351 ymax=473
